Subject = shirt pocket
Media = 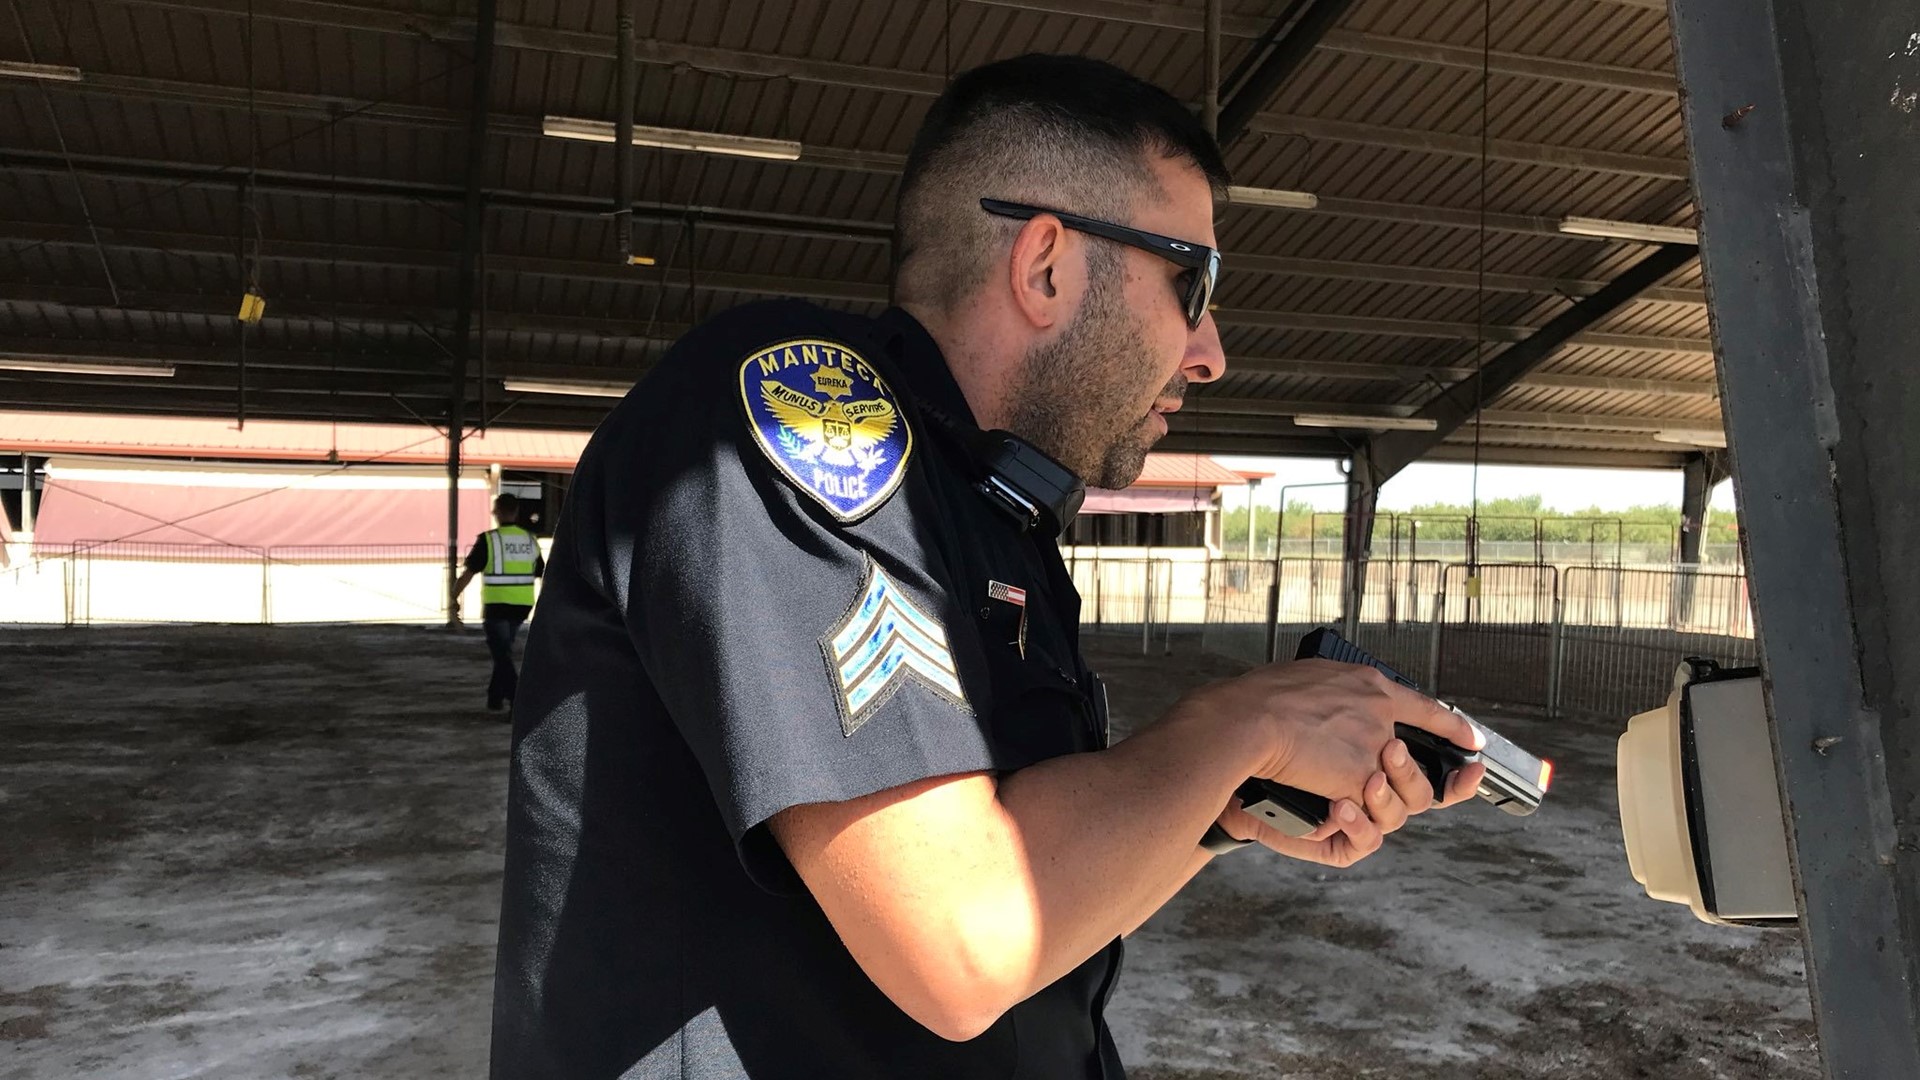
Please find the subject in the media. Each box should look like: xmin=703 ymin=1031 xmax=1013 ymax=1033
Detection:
xmin=977 ymin=591 xmax=1098 ymax=768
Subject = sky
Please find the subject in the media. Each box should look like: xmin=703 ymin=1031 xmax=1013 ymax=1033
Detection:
xmin=1211 ymin=455 xmax=1739 ymax=514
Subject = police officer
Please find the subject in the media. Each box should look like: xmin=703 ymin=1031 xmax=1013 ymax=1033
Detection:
xmin=490 ymin=54 xmax=1485 ymax=1078
xmin=453 ymin=493 xmax=544 ymax=712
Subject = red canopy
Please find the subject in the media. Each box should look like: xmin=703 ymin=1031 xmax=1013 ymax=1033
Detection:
xmin=33 ymin=458 xmax=492 ymax=551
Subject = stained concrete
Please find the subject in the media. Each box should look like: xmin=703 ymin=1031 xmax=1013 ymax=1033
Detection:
xmin=0 ymin=626 xmax=1816 ymax=1078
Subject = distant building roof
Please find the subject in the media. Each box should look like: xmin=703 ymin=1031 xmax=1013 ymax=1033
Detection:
xmin=1127 ymin=453 xmax=1250 ymax=489
xmin=0 ymin=411 xmax=590 ymax=472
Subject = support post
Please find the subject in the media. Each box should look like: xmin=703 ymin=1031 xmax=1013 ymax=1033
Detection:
xmin=19 ymin=454 xmax=32 ymax=534
xmin=1202 ymin=0 xmax=1221 ymax=138
xmin=1341 ymin=445 xmax=1380 ymax=639
xmin=1675 ymin=449 xmax=1730 ymax=623
xmin=1670 ymin=0 xmax=1920 ymax=1074
xmin=1244 ymin=476 xmax=1258 ymax=559
xmin=447 ymin=0 xmax=499 ymax=629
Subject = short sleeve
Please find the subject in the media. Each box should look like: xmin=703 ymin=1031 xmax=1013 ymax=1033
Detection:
xmin=463 ymin=534 xmax=489 ymax=574
xmin=604 ymin=318 xmax=1001 ymax=892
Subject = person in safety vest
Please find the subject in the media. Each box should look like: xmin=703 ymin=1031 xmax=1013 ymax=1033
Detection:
xmin=454 ymin=493 xmax=546 ymax=714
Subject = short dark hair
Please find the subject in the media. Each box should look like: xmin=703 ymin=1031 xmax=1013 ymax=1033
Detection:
xmin=494 ymin=493 xmax=519 ymax=517
xmin=893 ymin=54 xmax=1230 ymax=309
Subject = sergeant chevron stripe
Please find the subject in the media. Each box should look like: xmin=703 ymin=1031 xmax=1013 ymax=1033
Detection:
xmin=825 ymin=563 xmax=966 ymax=733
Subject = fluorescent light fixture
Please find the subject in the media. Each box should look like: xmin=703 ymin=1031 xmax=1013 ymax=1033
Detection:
xmin=1653 ymin=429 xmax=1729 ymax=448
xmin=0 ymin=61 xmax=83 ymax=82
xmin=1558 ymin=216 xmax=1699 ymax=245
xmin=1292 ymin=413 xmax=1438 ymax=432
xmin=541 ymin=116 xmax=803 ymax=161
xmin=1226 ymin=185 xmax=1319 ymax=211
xmin=0 ymin=356 xmax=173 ymax=377
xmin=503 ymin=378 xmax=630 ymax=399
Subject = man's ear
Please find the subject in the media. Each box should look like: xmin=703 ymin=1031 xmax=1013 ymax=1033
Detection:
xmin=1006 ymin=215 xmax=1073 ymax=331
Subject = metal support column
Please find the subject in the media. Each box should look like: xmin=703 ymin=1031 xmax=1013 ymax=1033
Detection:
xmin=1679 ymin=449 xmax=1732 ymax=566
xmin=1202 ymin=0 xmax=1221 ymax=138
xmin=1340 ymin=445 xmax=1379 ymax=639
xmin=1670 ymin=0 xmax=1920 ymax=1075
xmin=19 ymin=453 xmax=32 ymax=534
xmin=446 ymin=0 xmax=499 ymax=628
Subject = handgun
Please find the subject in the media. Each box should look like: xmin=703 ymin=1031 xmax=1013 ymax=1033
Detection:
xmin=1224 ymin=628 xmax=1553 ymax=841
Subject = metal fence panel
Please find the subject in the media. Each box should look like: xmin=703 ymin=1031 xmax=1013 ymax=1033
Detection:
xmin=1 ymin=542 xmax=458 ymax=627
xmin=1200 ymin=558 xmax=1275 ymax=665
xmin=1434 ymin=564 xmax=1558 ymax=709
xmin=1556 ymin=566 xmax=1759 ymax=719
xmin=1348 ymin=560 xmax=1444 ymax=688
xmin=1197 ymin=557 xmax=1761 ymax=722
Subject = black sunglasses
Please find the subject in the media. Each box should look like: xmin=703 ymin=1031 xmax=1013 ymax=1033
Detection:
xmin=980 ymin=198 xmax=1220 ymax=330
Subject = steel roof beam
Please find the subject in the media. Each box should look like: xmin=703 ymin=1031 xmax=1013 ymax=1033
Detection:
xmin=1153 ymin=430 xmax=1690 ymax=467
xmin=0 ymin=215 xmax=1706 ymax=306
xmin=0 ymin=276 xmax=1709 ymax=355
xmin=1179 ymin=396 xmax=1722 ymax=434
xmin=0 ymin=337 xmax=1715 ymax=402
xmin=49 ymin=65 xmax=1688 ymax=180
xmin=1216 ymin=0 xmax=1360 ymax=146
xmin=102 ymin=0 xmax=1673 ymax=96
xmin=0 ymin=145 xmax=1616 ymax=245
xmin=1367 ymin=242 xmax=1703 ymax=477
xmin=1165 ymin=413 xmax=1700 ymax=452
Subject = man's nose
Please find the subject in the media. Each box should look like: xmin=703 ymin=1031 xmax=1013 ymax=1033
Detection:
xmin=1183 ymin=312 xmax=1227 ymax=384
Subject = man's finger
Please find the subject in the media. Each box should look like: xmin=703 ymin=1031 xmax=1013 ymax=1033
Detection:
xmin=1440 ymin=762 xmax=1487 ymax=808
xmin=1389 ymin=690 xmax=1481 ymax=750
xmin=1363 ymin=769 xmax=1411 ymax=834
xmin=1255 ymin=799 xmax=1384 ymax=868
xmin=1380 ymin=738 xmax=1435 ymax=819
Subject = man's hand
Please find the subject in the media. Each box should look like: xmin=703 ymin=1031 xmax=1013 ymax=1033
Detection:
xmin=1175 ymin=659 xmax=1487 ymax=867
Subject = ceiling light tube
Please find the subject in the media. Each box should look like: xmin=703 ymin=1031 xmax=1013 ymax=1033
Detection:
xmin=541 ymin=116 xmax=803 ymax=161
xmin=0 ymin=356 xmax=173 ymax=377
xmin=0 ymin=61 xmax=83 ymax=82
xmin=1558 ymin=216 xmax=1699 ymax=245
xmin=1652 ymin=429 xmax=1729 ymax=448
xmin=1226 ymin=185 xmax=1320 ymax=211
xmin=502 ymin=378 xmax=631 ymax=399
xmin=1292 ymin=413 xmax=1438 ymax=431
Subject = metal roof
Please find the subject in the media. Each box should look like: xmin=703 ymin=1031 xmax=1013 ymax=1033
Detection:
xmin=1 ymin=0 xmax=1715 ymax=470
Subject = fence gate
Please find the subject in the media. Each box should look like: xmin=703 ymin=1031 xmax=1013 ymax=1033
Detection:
xmin=1434 ymin=564 xmax=1558 ymax=710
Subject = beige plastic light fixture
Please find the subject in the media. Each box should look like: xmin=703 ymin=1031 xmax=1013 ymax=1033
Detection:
xmin=1558 ymin=216 xmax=1699 ymax=245
xmin=0 ymin=61 xmax=83 ymax=82
xmin=541 ymin=116 xmax=803 ymax=161
xmin=502 ymin=378 xmax=630 ymax=399
xmin=1292 ymin=413 xmax=1438 ymax=431
xmin=0 ymin=356 xmax=174 ymax=377
xmin=1226 ymin=185 xmax=1320 ymax=211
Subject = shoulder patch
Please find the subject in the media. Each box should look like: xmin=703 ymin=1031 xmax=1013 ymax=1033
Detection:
xmin=823 ymin=561 xmax=968 ymax=736
xmin=739 ymin=337 xmax=912 ymax=523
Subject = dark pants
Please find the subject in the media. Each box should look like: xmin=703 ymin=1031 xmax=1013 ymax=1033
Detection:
xmin=483 ymin=604 xmax=532 ymax=706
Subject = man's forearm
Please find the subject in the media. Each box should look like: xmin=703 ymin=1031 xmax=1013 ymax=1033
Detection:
xmin=1120 ymin=845 xmax=1214 ymax=938
xmin=986 ymin=706 xmax=1260 ymax=1001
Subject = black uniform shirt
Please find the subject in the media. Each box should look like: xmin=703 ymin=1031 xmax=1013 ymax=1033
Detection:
xmin=489 ymin=300 xmax=1123 ymax=1079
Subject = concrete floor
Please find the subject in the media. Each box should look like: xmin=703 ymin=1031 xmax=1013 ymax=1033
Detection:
xmin=0 ymin=626 xmax=1818 ymax=1079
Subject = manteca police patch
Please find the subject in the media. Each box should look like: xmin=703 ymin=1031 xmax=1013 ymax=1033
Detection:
xmin=824 ymin=562 xmax=967 ymax=735
xmin=739 ymin=337 xmax=912 ymax=522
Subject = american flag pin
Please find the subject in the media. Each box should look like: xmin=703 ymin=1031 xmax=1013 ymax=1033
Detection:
xmin=987 ymin=580 xmax=1029 ymax=658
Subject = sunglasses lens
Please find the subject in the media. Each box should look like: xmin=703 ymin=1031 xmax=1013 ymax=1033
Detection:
xmin=1182 ymin=257 xmax=1216 ymax=329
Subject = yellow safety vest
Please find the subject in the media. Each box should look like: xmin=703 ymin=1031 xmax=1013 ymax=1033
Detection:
xmin=481 ymin=526 xmax=539 ymax=606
